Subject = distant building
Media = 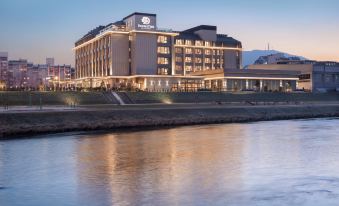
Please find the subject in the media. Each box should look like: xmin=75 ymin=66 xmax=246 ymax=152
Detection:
xmin=47 ymin=65 xmax=74 ymax=89
xmin=8 ymin=59 xmax=29 ymax=89
xmin=27 ymin=64 xmax=48 ymax=89
xmin=249 ymin=60 xmax=339 ymax=92
xmin=46 ymin=58 xmax=55 ymax=66
xmin=0 ymin=52 xmax=8 ymax=89
xmin=1 ymin=55 xmax=75 ymax=90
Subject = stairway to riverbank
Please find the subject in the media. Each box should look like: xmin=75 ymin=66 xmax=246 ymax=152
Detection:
xmin=116 ymin=92 xmax=135 ymax=104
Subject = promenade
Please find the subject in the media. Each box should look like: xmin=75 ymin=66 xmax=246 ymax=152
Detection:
xmin=1 ymin=102 xmax=339 ymax=138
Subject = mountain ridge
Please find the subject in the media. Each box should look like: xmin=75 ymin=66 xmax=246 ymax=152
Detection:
xmin=242 ymin=50 xmax=308 ymax=68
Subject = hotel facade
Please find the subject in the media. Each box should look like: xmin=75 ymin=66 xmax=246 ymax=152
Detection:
xmin=75 ymin=12 xmax=297 ymax=92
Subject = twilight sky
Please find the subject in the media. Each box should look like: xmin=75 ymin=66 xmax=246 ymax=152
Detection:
xmin=1 ymin=0 xmax=338 ymax=65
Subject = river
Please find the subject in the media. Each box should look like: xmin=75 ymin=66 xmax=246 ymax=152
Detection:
xmin=1 ymin=118 xmax=339 ymax=206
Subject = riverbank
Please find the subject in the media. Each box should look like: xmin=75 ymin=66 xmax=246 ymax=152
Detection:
xmin=1 ymin=103 xmax=339 ymax=139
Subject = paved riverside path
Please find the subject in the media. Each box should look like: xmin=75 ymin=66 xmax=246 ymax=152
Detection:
xmin=1 ymin=101 xmax=339 ymax=114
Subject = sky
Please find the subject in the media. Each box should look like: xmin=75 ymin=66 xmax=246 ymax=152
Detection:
xmin=0 ymin=0 xmax=339 ymax=66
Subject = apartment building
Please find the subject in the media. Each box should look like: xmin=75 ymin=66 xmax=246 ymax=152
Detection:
xmin=0 ymin=52 xmax=8 ymax=89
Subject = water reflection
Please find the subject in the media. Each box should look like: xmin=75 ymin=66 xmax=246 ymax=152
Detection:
xmin=75 ymin=125 xmax=246 ymax=205
xmin=1 ymin=118 xmax=339 ymax=205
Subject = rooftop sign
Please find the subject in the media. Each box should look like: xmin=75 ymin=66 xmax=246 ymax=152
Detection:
xmin=124 ymin=13 xmax=156 ymax=31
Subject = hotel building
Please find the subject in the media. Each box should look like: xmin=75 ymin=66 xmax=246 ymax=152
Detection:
xmin=75 ymin=12 xmax=298 ymax=92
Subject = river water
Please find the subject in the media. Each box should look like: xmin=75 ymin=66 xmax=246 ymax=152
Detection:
xmin=1 ymin=118 xmax=339 ymax=206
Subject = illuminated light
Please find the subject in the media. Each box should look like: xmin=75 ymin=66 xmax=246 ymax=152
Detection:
xmin=162 ymin=99 xmax=172 ymax=104
xmin=64 ymin=97 xmax=75 ymax=105
xmin=204 ymin=77 xmax=299 ymax=81
xmin=73 ymin=30 xmax=178 ymax=50
xmin=174 ymin=45 xmax=242 ymax=51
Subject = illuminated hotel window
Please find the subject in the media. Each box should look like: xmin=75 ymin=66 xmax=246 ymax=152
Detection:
xmin=157 ymin=47 xmax=170 ymax=54
xmin=176 ymin=39 xmax=184 ymax=45
xmin=195 ymin=65 xmax=202 ymax=71
xmin=185 ymin=65 xmax=193 ymax=72
xmin=185 ymin=40 xmax=192 ymax=45
xmin=158 ymin=36 xmax=168 ymax=43
xmin=205 ymin=58 xmax=211 ymax=63
xmin=185 ymin=48 xmax=193 ymax=54
xmin=158 ymin=57 xmax=169 ymax=65
xmin=157 ymin=68 xmax=169 ymax=75
xmin=205 ymin=41 xmax=211 ymax=47
xmin=205 ymin=49 xmax=212 ymax=55
xmin=175 ymin=47 xmax=183 ymax=53
xmin=175 ymin=57 xmax=183 ymax=62
xmin=195 ymin=58 xmax=202 ymax=64
xmin=195 ymin=49 xmax=202 ymax=55
xmin=195 ymin=41 xmax=203 ymax=46
xmin=185 ymin=57 xmax=192 ymax=63
xmin=176 ymin=65 xmax=183 ymax=71
xmin=205 ymin=66 xmax=211 ymax=70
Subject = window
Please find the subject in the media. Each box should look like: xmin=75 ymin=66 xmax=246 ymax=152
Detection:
xmin=185 ymin=57 xmax=192 ymax=63
xmin=186 ymin=40 xmax=192 ymax=45
xmin=157 ymin=68 xmax=169 ymax=75
xmin=175 ymin=65 xmax=182 ymax=73
xmin=195 ymin=58 xmax=202 ymax=64
xmin=205 ymin=49 xmax=211 ymax=55
xmin=185 ymin=65 xmax=193 ymax=72
xmin=205 ymin=58 xmax=211 ymax=64
xmin=195 ymin=65 xmax=202 ymax=71
xmin=185 ymin=48 xmax=193 ymax=54
xmin=195 ymin=49 xmax=202 ymax=55
xmin=195 ymin=41 xmax=203 ymax=46
xmin=205 ymin=41 xmax=211 ymax=47
xmin=176 ymin=39 xmax=184 ymax=45
xmin=176 ymin=65 xmax=183 ymax=71
xmin=175 ymin=47 xmax=183 ymax=53
xmin=158 ymin=57 xmax=169 ymax=65
xmin=157 ymin=47 xmax=170 ymax=54
xmin=175 ymin=57 xmax=183 ymax=62
xmin=158 ymin=36 xmax=168 ymax=43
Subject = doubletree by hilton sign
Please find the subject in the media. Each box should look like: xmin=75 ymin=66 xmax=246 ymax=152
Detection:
xmin=137 ymin=16 xmax=155 ymax=30
xmin=124 ymin=13 xmax=157 ymax=31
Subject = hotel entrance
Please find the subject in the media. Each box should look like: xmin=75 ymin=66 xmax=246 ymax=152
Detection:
xmin=172 ymin=79 xmax=203 ymax=92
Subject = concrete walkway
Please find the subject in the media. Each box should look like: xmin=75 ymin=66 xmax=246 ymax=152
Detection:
xmin=1 ymin=101 xmax=338 ymax=114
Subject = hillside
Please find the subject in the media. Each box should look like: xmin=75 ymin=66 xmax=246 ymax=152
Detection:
xmin=243 ymin=50 xmax=307 ymax=67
